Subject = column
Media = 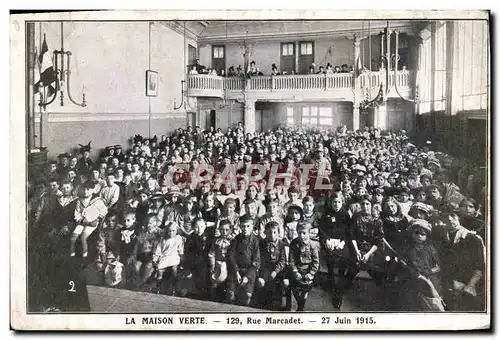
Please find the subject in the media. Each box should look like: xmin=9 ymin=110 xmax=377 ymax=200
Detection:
xmin=244 ymin=98 xmax=256 ymax=134
xmin=352 ymin=35 xmax=361 ymax=131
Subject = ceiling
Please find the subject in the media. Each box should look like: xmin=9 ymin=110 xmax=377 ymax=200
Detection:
xmin=178 ymin=20 xmax=429 ymax=44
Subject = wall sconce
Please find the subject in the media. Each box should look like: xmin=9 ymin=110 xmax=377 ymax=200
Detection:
xmin=173 ymin=80 xmax=185 ymax=110
xmin=38 ymin=21 xmax=87 ymax=110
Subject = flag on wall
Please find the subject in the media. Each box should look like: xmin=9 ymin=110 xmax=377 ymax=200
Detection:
xmin=34 ymin=33 xmax=58 ymax=96
xmin=354 ymin=55 xmax=363 ymax=78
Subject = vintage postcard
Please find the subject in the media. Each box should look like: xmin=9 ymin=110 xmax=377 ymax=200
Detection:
xmin=10 ymin=9 xmax=491 ymax=331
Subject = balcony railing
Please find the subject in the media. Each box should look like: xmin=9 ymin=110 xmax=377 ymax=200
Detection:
xmin=186 ymin=70 xmax=414 ymax=99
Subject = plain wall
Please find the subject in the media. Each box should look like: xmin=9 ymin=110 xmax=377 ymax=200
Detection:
xmin=32 ymin=21 xmax=192 ymax=159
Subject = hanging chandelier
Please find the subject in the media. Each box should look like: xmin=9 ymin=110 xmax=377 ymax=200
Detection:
xmin=38 ymin=21 xmax=87 ymax=110
xmin=358 ymin=21 xmax=385 ymax=113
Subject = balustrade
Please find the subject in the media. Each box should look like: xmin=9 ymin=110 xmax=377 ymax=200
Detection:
xmin=186 ymin=70 xmax=413 ymax=97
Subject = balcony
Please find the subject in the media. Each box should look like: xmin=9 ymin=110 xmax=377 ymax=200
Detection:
xmin=186 ymin=70 xmax=416 ymax=102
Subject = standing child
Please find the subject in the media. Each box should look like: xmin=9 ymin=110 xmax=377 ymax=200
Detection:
xmin=152 ymin=221 xmax=184 ymax=295
xmin=256 ymin=221 xmax=287 ymax=310
xmin=181 ymin=218 xmax=214 ymax=298
xmin=208 ymin=220 xmax=232 ymax=300
xmin=130 ymin=214 xmax=161 ymax=289
xmin=226 ymin=215 xmax=261 ymax=306
xmin=289 ymin=223 xmax=320 ymax=311
xmin=95 ymin=213 xmax=123 ymax=271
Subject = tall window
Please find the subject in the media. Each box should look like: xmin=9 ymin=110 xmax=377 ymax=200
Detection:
xmin=211 ymin=45 xmax=225 ymax=75
xmin=286 ymin=107 xmax=294 ymax=124
xmin=419 ymin=20 xmax=489 ymax=115
xmin=433 ymin=22 xmax=447 ymax=111
xmin=281 ymin=43 xmax=296 ymax=74
xmin=452 ymin=20 xmax=489 ymax=112
xmin=298 ymin=41 xmax=314 ymax=74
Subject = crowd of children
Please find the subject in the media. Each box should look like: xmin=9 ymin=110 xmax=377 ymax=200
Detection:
xmin=28 ymin=123 xmax=487 ymax=312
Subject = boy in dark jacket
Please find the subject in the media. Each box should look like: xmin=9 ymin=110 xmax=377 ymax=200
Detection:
xmin=256 ymin=221 xmax=286 ymax=309
xmin=226 ymin=215 xmax=261 ymax=306
xmin=289 ymin=222 xmax=320 ymax=311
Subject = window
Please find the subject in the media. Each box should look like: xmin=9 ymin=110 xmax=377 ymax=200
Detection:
xmin=300 ymin=42 xmax=313 ymax=55
xmin=433 ymin=22 xmax=447 ymax=111
xmin=213 ymin=46 xmax=224 ymax=58
xmin=318 ymin=107 xmax=333 ymax=125
xmin=452 ymin=20 xmax=488 ymax=112
xmin=286 ymin=107 xmax=294 ymax=124
xmin=302 ymin=107 xmax=311 ymax=125
xmin=282 ymin=43 xmax=295 ymax=56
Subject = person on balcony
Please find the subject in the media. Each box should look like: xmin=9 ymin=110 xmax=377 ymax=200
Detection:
xmin=341 ymin=64 xmax=349 ymax=73
xmin=317 ymin=66 xmax=325 ymax=74
xmin=334 ymin=65 xmax=341 ymax=73
xmin=308 ymin=64 xmax=315 ymax=74
xmin=236 ymin=65 xmax=244 ymax=77
xmin=188 ymin=65 xmax=198 ymax=75
xmin=248 ymin=61 xmax=258 ymax=76
xmin=326 ymin=63 xmax=334 ymax=74
xmin=227 ymin=66 xmax=236 ymax=77
xmin=271 ymin=64 xmax=280 ymax=76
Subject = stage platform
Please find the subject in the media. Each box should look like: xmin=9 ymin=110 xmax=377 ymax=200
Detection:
xmin=87 ymin=270 xmax=392 ymax=313
xmin=87 ymin=285 xmax=262 ymax=313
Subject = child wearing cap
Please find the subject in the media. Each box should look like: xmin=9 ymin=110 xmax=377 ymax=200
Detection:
xmin=226 ymin=215 xmax=261 ymax=306
xmin=289 ymin=223 xmax=320 ymax=311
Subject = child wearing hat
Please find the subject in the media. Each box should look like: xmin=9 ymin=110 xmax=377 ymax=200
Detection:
xmin=397 ymin=219 xmax=442 ymax=311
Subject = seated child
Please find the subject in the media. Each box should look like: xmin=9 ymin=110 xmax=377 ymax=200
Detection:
xmin=226 ymin=215 xmax=261 ymax=306
xmin=152 ymin=221 xmax=184 ymax=295
xmin=259 ymin=199 xmax=284 ymax=239
xmin=70 ymin=181 xmax=108 ymax=258
xmin=256 ymin=221 xmax=287 ymax=310
xmin=399 ymin=219 xmax=442 ymax=311
xmin=130 ymin=214 xmax=161 ymax=288
xmin=103 ymin=251 xmax=125 ymax=288
xmin=289 ymin=223 xmax=320 ymax=311
xmin=95 ymin=213 xmax=123 ymax=271
xmin=241 ymin=199 xmax=261 ymax=234
xmin=216 ymin=198 xmax=240 ymax=237
xmin=120 ymin=212 xmax=139 ymax=273
xmin=208 ymin=220 xmax=232 ymax=300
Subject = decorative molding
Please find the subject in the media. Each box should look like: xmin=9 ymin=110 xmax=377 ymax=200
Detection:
xmin=160 ymin=21 xmax=199 ymax=42
xmin=33 ymin=112 xmax=186 ymax=123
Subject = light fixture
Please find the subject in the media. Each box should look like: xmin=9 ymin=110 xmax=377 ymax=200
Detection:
xmin=38 ymin=21 xmax=87 ymax=110
xmin=359 ymin=20 xmax=385 ymax=113
xmin=173 ymin=80 xmax=186 ymax=110
xmin=174 ymin=21 xmax=187 ymax=111
xmin=393 ymin=30 xmax=419 ymax=104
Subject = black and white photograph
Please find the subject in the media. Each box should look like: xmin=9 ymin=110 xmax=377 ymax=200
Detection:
xmin=10 ymin=9 xmax=490 ymax=331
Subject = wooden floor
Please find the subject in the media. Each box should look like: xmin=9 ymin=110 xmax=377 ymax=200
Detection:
xmin=87 ymin=271 xmax=392 ymax=313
